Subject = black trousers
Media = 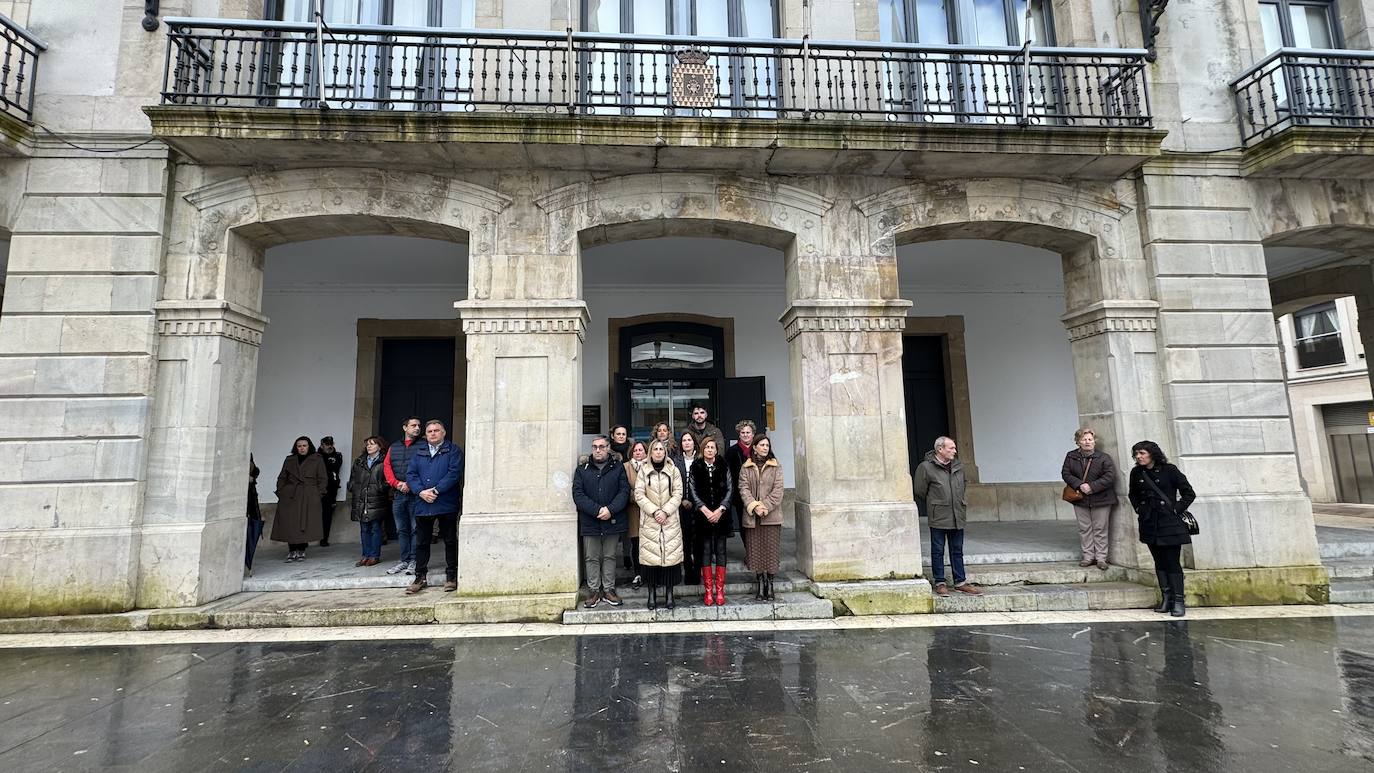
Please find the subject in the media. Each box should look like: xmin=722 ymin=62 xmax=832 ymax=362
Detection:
xmin=697 ymin=533 xmax=728 ymax=567
xmin=1147 ymin=543 xmax=1183 ymax=574
xmin=321 ymin=487 xmax=339 ymax=542
xmin=414 ymin=513 xmax=458 ymax=581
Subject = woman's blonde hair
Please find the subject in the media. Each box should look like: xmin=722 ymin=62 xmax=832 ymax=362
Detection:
xmin=1074 ymin=427 xmax=1096 ymax=443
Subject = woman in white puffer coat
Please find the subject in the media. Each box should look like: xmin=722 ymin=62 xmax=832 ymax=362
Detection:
xmin=635 ymin=439 xmax=684 ymax=610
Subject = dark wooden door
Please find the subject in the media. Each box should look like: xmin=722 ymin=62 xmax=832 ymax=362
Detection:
xmin=717 ymin=376 xmax=766 ymax=437
xmin=903 ymin=335 xmax=950 ymax=477
xmin=379 ymin=338 xmax=455 ymax=439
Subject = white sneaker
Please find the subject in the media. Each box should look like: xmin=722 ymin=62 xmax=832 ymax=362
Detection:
xmin=405 ymin=560 xmax=416 ymax=575
xmin=385 ymin=560 xmax=407 ymax=575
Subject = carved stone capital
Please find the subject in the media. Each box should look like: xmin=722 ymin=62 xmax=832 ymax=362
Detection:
xmin=779 ymin=299 xmax=912 ymax=342
xmin=155 ymin=300 xmax=269 ymax=347
xmin=1061 ymin=300 xmax=1160 ymax=342
xmin=455 ymin=300 xmax=591 ymax=341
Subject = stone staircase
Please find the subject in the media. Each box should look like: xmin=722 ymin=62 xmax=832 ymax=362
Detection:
xmin=1320 ymin=525 xmax=1374 ymax=604
xmin=932 ymin=559 xmax=1155 ymax=613
xmin=563 ymin=567 xmax=833 ymax=623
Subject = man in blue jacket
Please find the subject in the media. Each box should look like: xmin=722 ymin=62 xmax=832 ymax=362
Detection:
xmin=571 ymin=435 xmax=630 ymax=608
xmin=404 ymin=419 xmax=465 ymax=594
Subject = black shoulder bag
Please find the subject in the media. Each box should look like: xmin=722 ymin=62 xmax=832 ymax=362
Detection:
xmin=1140 ymin=469 xmax=1200 ymax=536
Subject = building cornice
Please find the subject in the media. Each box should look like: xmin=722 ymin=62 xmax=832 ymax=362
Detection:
xmin=1061 ymin=300 xmax=1160 ymax=342
xmin=779 ymin=299 xmax=912 ymax=341
xmin=155 ymin=300 xmax=270 ymax=347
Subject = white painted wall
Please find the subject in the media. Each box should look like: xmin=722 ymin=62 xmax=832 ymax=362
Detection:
xmin=899 ymin=240 xmax=1080 ymax=482
xmin=252 ymin=236 xmax=466 ymax=502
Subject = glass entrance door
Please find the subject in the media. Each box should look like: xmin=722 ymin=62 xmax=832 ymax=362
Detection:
xmin=626 ymin=380 xmax=713 ymax=440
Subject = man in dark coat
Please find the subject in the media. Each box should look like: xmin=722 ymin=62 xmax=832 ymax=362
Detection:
xmin=572 ymin=435 xmax=631 ymax=608
xmin=404 ymin=420 xmax=465 ymax=594
xmin=317 ymin=435 xmax=344 ymax=547
xmin=913 ymin=436 xmax=981 ymax=598
xmin=681 ymin=404 xmax=727 ymax=464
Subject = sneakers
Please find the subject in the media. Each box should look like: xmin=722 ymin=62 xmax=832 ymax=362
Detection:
xmin=385 ymin=560 xmax=407 ymax=575
xmin=284 ymin=550 xmax=305 ymax=562
xmin=583 ymin=592 xmax=601 ymax=609
xmin=602 ymin=589 xmax=623 ymax=607
xmin=934 ymin=582 xmax=950 ymax=596
xmin=954 ymin=582 xmax=982 ymax=595
xmin=405 ymin=560 xmax=416 ymax=575
xmin=405 ymin=578 xmax=428 ymax=595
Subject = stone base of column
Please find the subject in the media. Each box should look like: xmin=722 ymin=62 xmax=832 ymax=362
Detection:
xmin=455 ymin=512 xmax=579 ymax=597
xmin=813 ymin=579 xmax=934 ymax=615
xmin=435 ymin=592 xmax=579 ymax=623
xmin=794 ymin=500 xmax=923 ymax=582
xmin=1135 ymin=565 xmax=1329 ymax=606
xmin=0 ymin=528 xmax=138 ymax=617
xmin=137 ymin=517 xmax=244 ymax=609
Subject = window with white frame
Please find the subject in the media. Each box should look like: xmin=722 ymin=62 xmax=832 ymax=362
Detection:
xmin=1294 ymin=301 xmax=1346 ymax=369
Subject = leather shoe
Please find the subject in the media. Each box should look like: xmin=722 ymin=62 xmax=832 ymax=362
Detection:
xmin=954 ymin=583 xmax=983 ymax=595
xmin=443 ymin=580 xmax=457 ymax=592
xmin=355 ymin=558 xmax=367 ymax=567
xmin=934 ymin=582 xmax=950 ymax=597
xmin=405 ymin=579 xmax=427 ymax=595
xmin=583 ymin=592 xmax=601 ymax=609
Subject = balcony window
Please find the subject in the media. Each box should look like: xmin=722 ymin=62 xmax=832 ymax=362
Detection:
xmin=1258 ymin=0 xmax=1340 ymax=52
xmin=270 ymin=0 xmax=475 ymax=26
xmin=1294 ymin=301 xmax=1346 ymax=369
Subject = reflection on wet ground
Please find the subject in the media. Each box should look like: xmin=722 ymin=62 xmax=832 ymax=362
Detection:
xmin=1 ymin=617 xmax=1372 ymax=771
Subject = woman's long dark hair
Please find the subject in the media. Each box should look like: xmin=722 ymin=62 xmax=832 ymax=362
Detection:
xmin=1131 ymin=440 xmax=1168 ymax=466
xmin=292 ymin=436 xmax=317 ymax=456
xmin=751 ymin=434 xmax=777 ymax=463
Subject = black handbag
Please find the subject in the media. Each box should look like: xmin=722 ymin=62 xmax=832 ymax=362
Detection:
xmin=1141 ymin=469 xmax=1200 ymax=536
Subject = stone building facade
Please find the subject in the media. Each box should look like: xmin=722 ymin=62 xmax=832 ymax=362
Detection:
xmin=0 ymin=0 xmax=1366 ymax=618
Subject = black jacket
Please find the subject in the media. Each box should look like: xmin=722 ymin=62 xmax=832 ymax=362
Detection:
xmin=572 ymin=458 xmax=631 ymax=537
xmin=348 ymin=454 xmax=391 ymax=523
xmin=1060 ymin=449 xmax=1118 ymax=509
xmin=689 ymin=457 xmax=734 ymax=538
xmin=1128 ymin=463 xmax=1196 ymax=546
xmin=320 ymin=450 xmax=344 ymax=493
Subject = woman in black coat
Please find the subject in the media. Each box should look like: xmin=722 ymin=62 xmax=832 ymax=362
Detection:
xmin=689 ymin=436 xmax=734 ymax=607
xmin=1127 ymin=440 xmax=1196 ymax=617
xmin=348 ymin=435 xmax=391 ymax=567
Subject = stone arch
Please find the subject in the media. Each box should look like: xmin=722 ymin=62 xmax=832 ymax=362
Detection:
xmin=1270 ymin=264 xmax=1374 ymax=318
xmin=1253 ymin=179 xmax=1374 ymax=249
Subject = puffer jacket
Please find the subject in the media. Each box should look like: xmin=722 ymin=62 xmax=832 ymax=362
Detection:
xmin=739 ymin=456 xmax=784 ymax=528
xmin=635 ymin=462 xmax=684 ymax=567
xmin=348 ymin=454 xmax=391 ymax=523
xmin=913 ymin=450 xmax=967 ymax=529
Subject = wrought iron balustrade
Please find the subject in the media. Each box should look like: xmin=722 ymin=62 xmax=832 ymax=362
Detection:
xmin=1232 ymin=48 xmax=1374 ymax=146
xmin=0 ymin=12 xmax=45 ymax=122
xmin=159 ymin=17 xmax=1152 ymax=128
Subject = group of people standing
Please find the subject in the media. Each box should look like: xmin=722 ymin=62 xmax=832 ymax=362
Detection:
xmin=574 ymin=406 xmax=783 ymax=610
xmin=914 ymin=427 xmax=1198 ymax=617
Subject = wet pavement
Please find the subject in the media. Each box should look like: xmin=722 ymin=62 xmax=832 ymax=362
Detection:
xmin=1 ymin=616 xmax=1372 ymax=772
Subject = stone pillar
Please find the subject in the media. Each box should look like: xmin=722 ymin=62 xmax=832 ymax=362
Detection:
xmin=1060 ymin=300 xmax=1166 ymax=570
xmin=0 ymin=150 xmax=168 ymax=617
xmin=447 ymin=299 xmax=588 ymax=622
xmin=782 ymin=299 xmax=922 ymax=583
xmin=1139 ymin=168 xmax=1326 ymax=605
xmin=139 ymin=300 xmax=267 ymax=608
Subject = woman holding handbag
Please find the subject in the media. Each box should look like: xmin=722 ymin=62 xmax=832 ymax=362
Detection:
xmin=1127 ymin=440 xmax=1197 ymax=617
xmin=1060 ymin=428 xmax=1118 ymax=569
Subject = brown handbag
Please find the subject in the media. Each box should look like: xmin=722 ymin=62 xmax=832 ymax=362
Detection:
xmin=1062 ymin=457 xmax=1092 ymax=504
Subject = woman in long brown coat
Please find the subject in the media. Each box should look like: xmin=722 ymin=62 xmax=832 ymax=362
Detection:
xmin=739 ymin=434 xmax=785 ymax=600
xmin=272 ymin=436 xmax=327 ymax=562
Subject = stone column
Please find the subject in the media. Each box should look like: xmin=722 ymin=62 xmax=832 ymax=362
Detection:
xmin=1139 ymin=167 xmax=1325 ymax=605
xmin=1060 ymin=300 xmax=1166 ymax=570
xmin=781 ymin=299 xmax=922 ymax=583
xmin=447 ymin=299 xmax=588 ymax=622
xmin=139 ymin=300 xmax=267 ymax=608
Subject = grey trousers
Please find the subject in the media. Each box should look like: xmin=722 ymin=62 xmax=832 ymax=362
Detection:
xmin=1073 ymin=504 xmax=1111 ymax=562
xmin=582 ymin=534 xmax=620 ymax=592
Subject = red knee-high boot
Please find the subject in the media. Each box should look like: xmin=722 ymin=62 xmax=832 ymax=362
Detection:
xmin=703 ymin=564 xmax=716 ymax=606
xmin=714 ymin=565 xmax=727 ymax=606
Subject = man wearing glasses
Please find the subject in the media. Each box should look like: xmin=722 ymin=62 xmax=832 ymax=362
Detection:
xmin=572 ymin=435 xmax=631 ymax=608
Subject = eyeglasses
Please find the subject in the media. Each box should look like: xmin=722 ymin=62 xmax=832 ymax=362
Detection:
xmin=591 ymin=444 xmax=609 ymax=450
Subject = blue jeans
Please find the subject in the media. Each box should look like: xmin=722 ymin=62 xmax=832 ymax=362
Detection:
xmin=929 ymin=527 xmax=967 ymax=586
xmin=359 ymin=519 xmax=383 ymax=559
xmin=392 ymin=494 xmax=417 ymax=563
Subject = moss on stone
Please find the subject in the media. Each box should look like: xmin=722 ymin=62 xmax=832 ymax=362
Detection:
xmin=1174 ymin=566 xmax=1330 ymax=607
xmin=813 ymin=580 xmax=934 ymax=616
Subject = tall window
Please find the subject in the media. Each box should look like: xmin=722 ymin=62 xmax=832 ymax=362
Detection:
xmin=583 ymin=0 xmax=776 ymax=37
xmin=270 ymin=0 xmax=475 ymax=27
xmin=1258 ymin=0 xmax=1341 ymax=52
xmin=1294 ymin=301 xmax=1345 ymax=369
xmin=878 ymin=0 xmax=1052 ymax=47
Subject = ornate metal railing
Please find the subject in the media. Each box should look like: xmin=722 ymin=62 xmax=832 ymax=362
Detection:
xmin=1232 ymin=48 xmax=1374 ymax=146
xmin=159 ymin=17 xmax=1152 ymax=128
xmin=0 ymin=12 xmax=45 ymax=122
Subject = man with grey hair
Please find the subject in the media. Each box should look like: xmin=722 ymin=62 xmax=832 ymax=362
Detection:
xmin=914 ymin=436 xmax=981 ymax=597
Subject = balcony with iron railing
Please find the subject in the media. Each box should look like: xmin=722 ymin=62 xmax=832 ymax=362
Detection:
xmin=0 ymin=11 xmax=45 ymax=154
xmin=1232 ymin=48 xmax=1374 ymax=177
xmin=144 ymin=17 xmax=1164 ymax=177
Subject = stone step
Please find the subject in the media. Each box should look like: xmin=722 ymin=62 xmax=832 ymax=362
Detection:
xmin=1323 ymin=558 xmax=1374 ymax=579
xmin=1330 ymin=578 xmax=1374 ymax=604
xmin=606 ymin=572 xmax=809 ymax=599
xmin=932 ymin=582 xmax=1157 ymax=613
xmin=953 ymin=561 xmax=1132 ymax=586
xmin=960 ymin=549 xmax=1082 ymax=565
xmin=1319 ymin=539 xmax=1374 ymax=560
xmin=563 ymin=592 xmax=833 ymax=624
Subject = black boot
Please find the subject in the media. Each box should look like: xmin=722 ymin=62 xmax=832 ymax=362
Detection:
xmin=766 ymin=573 xmax=775 ymax=600
xmin=1153 ymin=571 xmax=1173 ymax=613
xmin=647 ymin=583 xmax=658 ymax=611
xmin=754 ymin=573 xmax=764 ymax=600
xmin=1169 ymin=573 xmax=1187 ymax=617
xmin=665 ymin=582 xmax=675 ymax=610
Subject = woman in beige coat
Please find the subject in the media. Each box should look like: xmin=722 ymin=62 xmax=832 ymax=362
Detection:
xmin=739 ymin=435 xmax=784 ymax=600
xmin=635 ymin=440 xmax=684 ymax=610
